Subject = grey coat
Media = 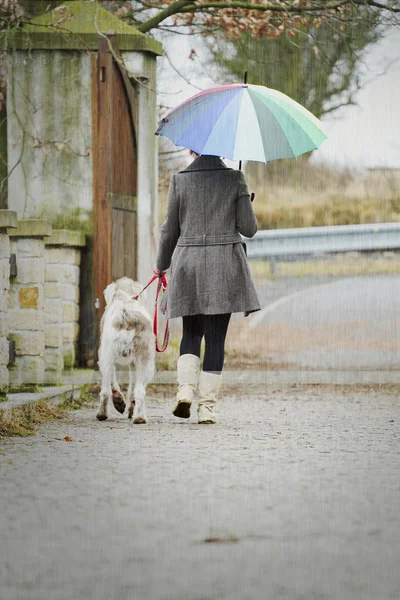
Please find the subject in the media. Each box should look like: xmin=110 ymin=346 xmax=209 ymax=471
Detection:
xmin=156 ymin=155 xmax=261 ymax=319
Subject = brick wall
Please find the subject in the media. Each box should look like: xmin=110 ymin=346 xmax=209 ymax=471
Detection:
xmin=0 ymin=212 xmax=86 ymax=386
xmin=44 ymin=231 xmax=85 ymax=384
xmin=0 ymin=211 xmax=17 ymax=385
xmin=8 ymin=220 xmax=51 ymax=385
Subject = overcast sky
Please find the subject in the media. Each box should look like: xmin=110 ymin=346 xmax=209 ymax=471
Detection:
xmin=312 ymin=27 xmax=400 ymax=170
xmin=156 ymin=26 xmax=400 ymax=171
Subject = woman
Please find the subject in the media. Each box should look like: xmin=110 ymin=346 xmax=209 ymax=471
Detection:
xmin=155 ymin=152 xmax=260 ymax=424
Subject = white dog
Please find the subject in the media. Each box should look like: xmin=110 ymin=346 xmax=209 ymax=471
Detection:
xmin=96 ymin=277 xmax=155 ymax=424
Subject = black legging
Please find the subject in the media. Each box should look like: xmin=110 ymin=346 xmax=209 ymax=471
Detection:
xmin=180 ymin=313 xmax=231 ymax=373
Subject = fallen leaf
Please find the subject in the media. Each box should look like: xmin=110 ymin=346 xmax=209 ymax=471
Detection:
xmin=203 ymin=536 xmax=239 ymax=544
xmin=64 ymin=436 xmax=73 ymax=442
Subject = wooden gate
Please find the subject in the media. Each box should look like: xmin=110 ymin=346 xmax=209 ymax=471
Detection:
xmin=92 ymin=33 xmax=138 ymax=324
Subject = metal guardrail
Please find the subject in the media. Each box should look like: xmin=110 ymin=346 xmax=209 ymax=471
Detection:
xmin=244 ymin=222 xmax=400 ymax=258
xmin=243 ymin=222 xmax=400 ymax=273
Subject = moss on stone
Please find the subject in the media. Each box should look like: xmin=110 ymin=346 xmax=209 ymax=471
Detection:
xmin=8 ymin=1 xmax=163 ymax=54
xmin=63 ymin=347 xmax=75 ymax=370
xmin=0 ymin=105 xmax=7 ymax=208
xmin=7 ymin=384 xmax=43 ymax=394
xmin=50 ymin=207 xmax=93 ymax=235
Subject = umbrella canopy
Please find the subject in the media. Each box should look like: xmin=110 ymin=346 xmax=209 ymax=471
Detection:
xmin=156 ymin=83 xmax=327 ymax=163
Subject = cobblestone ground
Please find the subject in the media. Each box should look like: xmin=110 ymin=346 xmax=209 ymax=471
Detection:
xmin=1 ymin=385 xmax=400 ymax=600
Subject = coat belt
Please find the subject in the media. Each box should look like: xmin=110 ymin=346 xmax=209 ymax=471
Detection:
xmin=177 ymin=233 xmax=242 ymax=247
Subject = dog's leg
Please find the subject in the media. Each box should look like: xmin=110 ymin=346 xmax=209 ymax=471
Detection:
xmin=97 ymin=363 xmax=111 ymax=421
xmin=111 ymin=366 xmax=126 ymax=415
xmin=112 ymin=366 xmax=124 ymax=396
xmin=127 ymin=364 xmax=135 ymax=420
xmin=132 ymin=360 xmax=152 ymax=425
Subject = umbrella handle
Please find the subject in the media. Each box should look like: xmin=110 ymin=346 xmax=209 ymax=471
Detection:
xmin=238 ymin=71 xmax=248 ymax=172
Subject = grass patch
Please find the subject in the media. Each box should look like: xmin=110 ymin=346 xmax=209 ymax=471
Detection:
xmin=246 ymin=159 xmax=400 ymax=229
xmin=0 ymin=385 xmax=96 ymax=438
xmin=0 ymin=401 xmax=67 ymax=438
xmin=249 ymin=254 xmax=400 ymax=281
xmin=159 ymin=159 xmax=400 ymax=229
xmin=253 ymin=195 xmax=400 ymax=230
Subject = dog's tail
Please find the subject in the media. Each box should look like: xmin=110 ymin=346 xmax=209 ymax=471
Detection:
xmin=112 ymin=308 xmax=150 ymax=333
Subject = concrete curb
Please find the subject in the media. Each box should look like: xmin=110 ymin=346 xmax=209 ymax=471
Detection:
xmin=2 ymin=369 xmax=399 ymax=411
xmin=0 ymin=385 xmax=81 ymax=411
xmin=23 ymin=369 xmax=400 ymax=387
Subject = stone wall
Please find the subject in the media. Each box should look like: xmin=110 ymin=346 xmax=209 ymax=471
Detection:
xmin=8 ymin=220 xmax=51 ymax=385
xmin=0 ymin=211 xmax=17 ymax=386
xmin=0 ymin=212 xmax=86 ymax=386
xmin=7 ymin=51 xmax=93 ymax=218
xmin=44 ymin=230 xmax=85 ymax=383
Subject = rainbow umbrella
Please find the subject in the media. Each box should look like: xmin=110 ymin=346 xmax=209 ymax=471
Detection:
xmin=155 ymin=83 xmax=327 ymax=163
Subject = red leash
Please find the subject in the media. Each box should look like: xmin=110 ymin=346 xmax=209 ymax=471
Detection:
xmin=134 ymin=270 xmax=169 ymax=353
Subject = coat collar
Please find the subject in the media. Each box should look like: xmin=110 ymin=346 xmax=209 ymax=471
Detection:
xmin=179 ymin=155 xmax=231 ymax=173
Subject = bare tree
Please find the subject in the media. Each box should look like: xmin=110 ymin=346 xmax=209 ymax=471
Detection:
xmin=1 ymin=0 xmax=399 ymax=187
xmin=107 ymin=0 xmax=399 ymax=37
xmin=2 ymin=1 xmax=399 ymax=110
xmin=210 ymin=8 xmax=381 ymax=120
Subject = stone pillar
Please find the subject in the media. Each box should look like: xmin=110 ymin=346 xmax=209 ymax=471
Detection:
xmin=7 ymin=220 xmax=52 ymax=385
xmin=44 ymin=230 xmax=85 ymax=381
xmin=0 ymin=210 xmax=17 ymax=386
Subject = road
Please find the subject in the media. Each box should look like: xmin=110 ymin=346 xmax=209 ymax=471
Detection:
xmin=1 ymin=385 xmax=400 ymax=600
xmin=249 ymin=274 xmax=400 ymax=371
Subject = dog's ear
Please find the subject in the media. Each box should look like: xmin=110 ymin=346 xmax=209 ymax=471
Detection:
xmin=104 ymin=282 xmax=117 ymax=306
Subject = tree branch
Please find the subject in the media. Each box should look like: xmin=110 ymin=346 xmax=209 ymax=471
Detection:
xmin=136 ymin=0 xmax=196 ymax=33
xmin=162 ymin=45 xmax=204 ymax=90
xmin=136 ymin=0 xmax=400 ymax=34
xmin=352 ymin=0 xmax=400 ymax=12
xmin=180 ymin=1 xmax=351 ymax=14
xmin=321 ymin=99 xmax=357 ymax=116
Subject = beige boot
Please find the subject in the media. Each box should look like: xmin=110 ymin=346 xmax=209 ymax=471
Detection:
xmin=197 ymin=371 xmax=222 ymax=424
xmin=172 ymin=354 xmax=200 ymax=418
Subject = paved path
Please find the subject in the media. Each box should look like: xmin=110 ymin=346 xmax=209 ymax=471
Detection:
xmin=1 ymin=386 xmax=400 ymax=600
